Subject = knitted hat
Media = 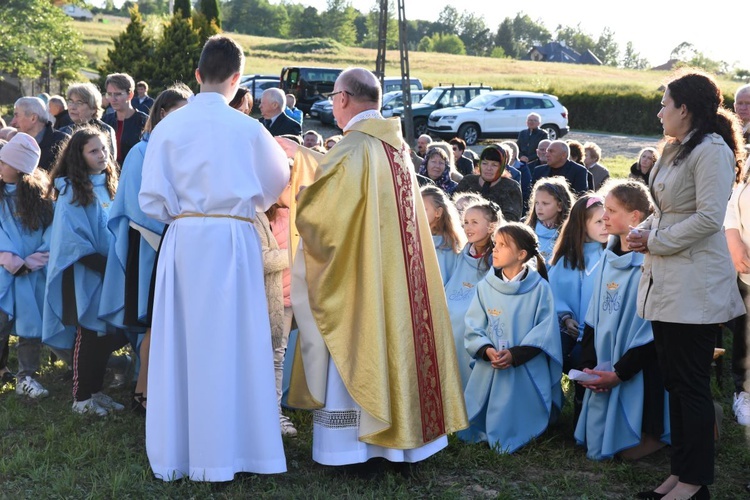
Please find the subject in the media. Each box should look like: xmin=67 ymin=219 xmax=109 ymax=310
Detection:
xmin=0 ymin=132 xmax=40 ymax=174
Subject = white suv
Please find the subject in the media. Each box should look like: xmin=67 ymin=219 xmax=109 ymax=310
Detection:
xmin=427 ymin=90 xmax=569 ymax=145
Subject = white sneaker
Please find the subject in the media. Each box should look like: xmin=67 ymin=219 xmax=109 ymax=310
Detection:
xmin=15 ymin=376 xmax=49 ymax=399
xmin=72 ymin=398 xmax=109 ymax=417
xmin=733 ymin=392 xmax=750 ymax=426
xmin=280 ymin=415 xmax=298 ymax=437
xmin=92 ymin=392 xmax=125 ymax=411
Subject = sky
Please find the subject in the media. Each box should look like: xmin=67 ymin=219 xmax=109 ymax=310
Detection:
xmin=295 ymin=0 xmax=749 ymax=70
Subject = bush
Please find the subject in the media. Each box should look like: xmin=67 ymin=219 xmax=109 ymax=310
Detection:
xmin=556 ymin=91 xmax=664 ymax=136
xmin=256 ymin=38 xmax=343 ymax=54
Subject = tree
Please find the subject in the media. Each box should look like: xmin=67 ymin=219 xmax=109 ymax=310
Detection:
xmin=512 ymin=13 xmax=551 ymax=49
xmin=670 ymin=42 xmax=696 ymax=61
xmin=555 ymin=24 xmax=596 ymax=55
xmin=150 ymin=15 xmax=203 ymax=93
xmin=98 ymin=6 xmax=154 ymax=86
xmin=223 ymin=0 xmax=289 ymax=37
xmin=435 ymin=5 xmax=460 ymax=35
xmin=199 ymin=0 xmax=221 ymax=29
xmin=192 ymin=11 xmax=221 ymax=45
xmin=687 ymin=52 xmax=723 ymax=74
xmin=621 ymin=41 xmax=650 ymax=70
xmin=458 ymin=13 xmax=492 ymax=56
xmin=0 ymin=0 xmax=86 ymax=90
xmin=288 ymin=6 xmax=324 ymax=38
xmin=361 ymin=2 xmax=397 ymax=49
xmin=417 ymin=36 xmax=433 ymax=52
xmin=322 ymin=0 xmax=357 ymax=47
xmin=594 ymin=27 xmax=619 ymax=66
xmin=430 ymin=33 xmax=465 ymax=55
xmin=495 ymin=18 xmax=521 ymax=59
xmin=173 ymin=0 xmax=191 ymax=18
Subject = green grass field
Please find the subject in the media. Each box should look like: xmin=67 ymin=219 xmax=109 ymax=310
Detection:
xmin=71 ymin=18 xmax=744 ymax=97
xmin=2 ymin=332 xmax=750 ymax=498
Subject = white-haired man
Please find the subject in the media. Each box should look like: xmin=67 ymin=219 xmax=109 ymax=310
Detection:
xmin=10 ymin=96 xmax=69 ymax=171
xmin=260 ymin=88 xmax=301 ymax=137
xmin=517 ymin=112 xmax=548 ymax=163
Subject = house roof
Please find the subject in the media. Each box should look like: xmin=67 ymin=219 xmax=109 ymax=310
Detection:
xmin=524 ymin=42 xmax=602 ymax=65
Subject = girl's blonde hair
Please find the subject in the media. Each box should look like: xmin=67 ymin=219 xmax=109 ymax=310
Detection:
xmin=421 ymin=185 xmax=466 ymax=254
xmin=463 ymin=199 xmax=504 ymax=271
xmin=525 ymin=177 xmax=575 ymax=228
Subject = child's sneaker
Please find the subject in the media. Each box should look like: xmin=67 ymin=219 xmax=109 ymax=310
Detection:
xmin=72 ymin=398 xmax=108 ymax=417
xmin=15 ymin=376 xmax=49 ymax=399
xmin=92 ymin=392 xmax=125 ymax=411
xmin=280 ymin=415 xmax=298 ymax=437
xmin=733 ymin=391 xmax=750 ymax=426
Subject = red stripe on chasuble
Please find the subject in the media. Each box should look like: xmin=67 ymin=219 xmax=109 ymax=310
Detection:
xmin=382 ymin=141 xmax=446 ymax=442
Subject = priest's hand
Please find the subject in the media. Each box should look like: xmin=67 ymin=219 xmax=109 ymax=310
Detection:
xmin=579 ymin=369 xmax=621 ymax=392
xmin=275 ymin=136 xmax=300 ymax=159
xmin=492 ymin=349 xmax=514 ymax=370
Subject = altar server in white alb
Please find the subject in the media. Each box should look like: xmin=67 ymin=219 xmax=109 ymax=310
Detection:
xmin=139 ymin=35 xmax=289 ymax=482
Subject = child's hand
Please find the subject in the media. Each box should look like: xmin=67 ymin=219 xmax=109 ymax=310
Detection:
xmin=491 ymin=349 xmax=513 ymax=370
xmin=485 ymin=347 xmax=500 ymax=364
xmin=579 ymin=368 xmax=621 ymax=392
xmin=564 ymin=318 xmax=579 ymax=338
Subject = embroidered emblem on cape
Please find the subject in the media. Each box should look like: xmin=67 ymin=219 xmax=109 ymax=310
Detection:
xmin=448 ymin=286 xmax=475 ymax=301
xmin=603 ymin=290 xmax=621 ymax=314
xmin=487 ymin=308 xmax=501 ymax=316
xmin=383 ymin=141 xmax=445 ymax=443
xmin=462 ymin=282 xmax=475 ymax=288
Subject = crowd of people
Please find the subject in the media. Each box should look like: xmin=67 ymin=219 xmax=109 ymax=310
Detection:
xmin=1 ymin=34 xmax=750 ymax=498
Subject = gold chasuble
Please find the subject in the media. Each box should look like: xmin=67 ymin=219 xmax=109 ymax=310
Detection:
xmin=288 ymin=117 xmax=468 ymax=449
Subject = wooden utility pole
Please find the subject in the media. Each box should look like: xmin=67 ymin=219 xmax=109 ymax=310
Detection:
xmin=375 ymin=0 xmax=414 ymax=145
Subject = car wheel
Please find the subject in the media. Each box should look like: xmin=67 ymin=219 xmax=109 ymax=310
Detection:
xmin=414 ymin=118 xmax=428 ymax=137
xmin=542 ymin=124 xmax=560 ymax=141
xmin=458 ymin=123 xmax=480 ymax=146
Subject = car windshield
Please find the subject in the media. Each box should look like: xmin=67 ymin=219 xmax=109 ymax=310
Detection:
xmin=465 ymin=93 xmax=499 ymax=109
xmin=418 ymin=88 xmax=444 ymax=106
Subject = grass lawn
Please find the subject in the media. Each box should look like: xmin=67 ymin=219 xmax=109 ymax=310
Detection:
xmin=2 ymin=329 xmax=750 ymax=499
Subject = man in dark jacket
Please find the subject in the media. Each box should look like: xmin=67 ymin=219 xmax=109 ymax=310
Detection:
xmin=260 ymin=88 xmax=302 ymax=137
xmin=48 ymin=95 xmax=73 ymax=130
xmin=10 ymin=96 xmax=69 ymax=171
xmin=131 ymin=81 xmax=154 ymax=114
xmin=531 ymin=140 xmax=591 ymax=195
xmin=517 ymin=112 xmax=548 ymax=163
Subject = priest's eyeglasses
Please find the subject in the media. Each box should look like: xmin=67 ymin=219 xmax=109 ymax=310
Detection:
xmin=328 ymin=90 xmax=353 ymax=100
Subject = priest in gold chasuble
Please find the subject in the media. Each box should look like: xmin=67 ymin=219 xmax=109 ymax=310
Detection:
xmin=283 ymin=68 xmax=468 ymax=466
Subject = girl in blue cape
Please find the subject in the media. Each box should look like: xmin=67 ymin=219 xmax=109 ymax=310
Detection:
xmin=420 ymin=185 xmax=466 ymax=285
xmin=445 ymin=200 xmax=503 ymax=390
xmin=44 ymin=127 xmax=127 ymax=416
xmin=98 ymin=84 xmax=192 ymax=415
xmin=549 ymin=194 xmax=608 ymax=425
xmin=574 ymin=180 xmax=670 ymax=461
xmin=462 ymin=222 xmax=562 ymax=453
xmin=0 ymin=133 xmax=54 ymax=398
xmin=525 ymin=177 xmax=575 ymax=266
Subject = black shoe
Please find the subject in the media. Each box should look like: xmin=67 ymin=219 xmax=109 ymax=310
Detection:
xmin=689 ymin=485 xmax=709 ymax=500
xmin=635 ymin=491 xmax=665 ymax=499
xmin=132 ymin=392 xmax=147 ymax=416
xmin=1 ymin=371 xmax=15 ymax=383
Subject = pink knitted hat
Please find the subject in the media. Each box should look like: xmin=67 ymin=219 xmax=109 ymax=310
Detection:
xmin=0 ymin=132 xmax=41 ymax=174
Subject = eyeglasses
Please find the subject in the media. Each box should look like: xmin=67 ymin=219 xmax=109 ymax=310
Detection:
xmin=105 ymin=92 xmax=128 ymax=100
xmin=328 ymin=90 xmax=353 ymax=100
xmin=67 ymin=100 xmax=87 ymax=107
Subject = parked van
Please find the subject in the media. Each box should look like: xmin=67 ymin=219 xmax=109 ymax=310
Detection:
xmin=382 ymin=77 xmax=423 ymax=93
xmin=280 ymin=66 xmax=343 ymax=114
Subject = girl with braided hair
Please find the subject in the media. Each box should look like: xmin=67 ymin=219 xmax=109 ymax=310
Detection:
xmin=461 ymin=222 xmax=562 ymax=453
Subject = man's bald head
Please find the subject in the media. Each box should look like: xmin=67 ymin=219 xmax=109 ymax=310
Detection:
xmin=336 ymin=68 xmax=381 ymax=106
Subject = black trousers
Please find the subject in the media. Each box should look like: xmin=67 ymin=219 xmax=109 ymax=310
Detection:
xmin=652 ymin=321 xmax=717 ymax=486
xmin=72 ymin=327 xmax=128 ymax=402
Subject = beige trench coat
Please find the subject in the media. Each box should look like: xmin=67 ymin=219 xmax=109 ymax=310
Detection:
xmin=637 ymin=132 xmax=745 ymax=324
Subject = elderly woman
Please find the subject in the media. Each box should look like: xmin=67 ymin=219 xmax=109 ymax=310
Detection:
xmin=454 ymin=144 xmax=522 ymax=222
xmin=627 ymin=70 xmax=746 ymax=500
xmin=60 ymin=83 xmax=117 ymax=161
xmin=418 ymin=146 xmax=459 ymax=195
xmin=629 ymin=147 xmax=659 ymax=185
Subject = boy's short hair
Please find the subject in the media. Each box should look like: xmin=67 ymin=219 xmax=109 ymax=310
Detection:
xmin=105 ymin=73 xmax=135 ymax=93
xmin=136 ymin=81 xmax=149 ymax=91
xmin=198 ymin=35 xmax=245 ymax=84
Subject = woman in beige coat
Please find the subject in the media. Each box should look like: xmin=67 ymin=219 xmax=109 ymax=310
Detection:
xmin=627 ymin=70 xmax=746 ymax=500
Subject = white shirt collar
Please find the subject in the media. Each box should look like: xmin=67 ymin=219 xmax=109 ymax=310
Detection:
xmin=343 ymin=109 xmax=383 ymax=132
